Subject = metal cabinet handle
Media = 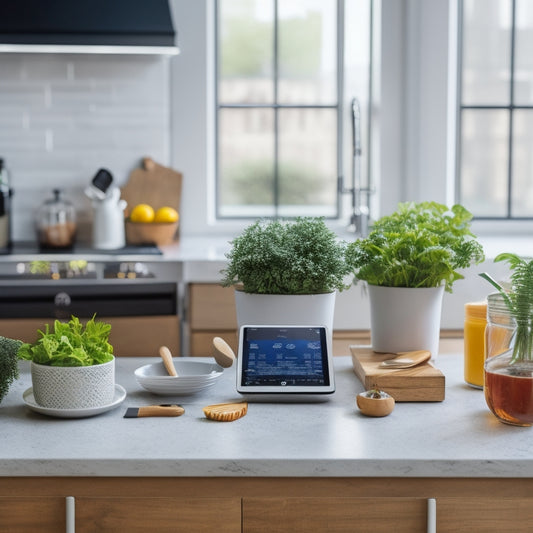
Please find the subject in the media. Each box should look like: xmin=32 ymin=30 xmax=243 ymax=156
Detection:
xmin=66 ymin=496 xmax=75 ymax=533
xmin=427 ymin=498 xmax=436 ymax=533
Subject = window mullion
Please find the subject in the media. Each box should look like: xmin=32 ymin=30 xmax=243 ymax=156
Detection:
xmin=273 ymin=0 xmax=279 ymax=217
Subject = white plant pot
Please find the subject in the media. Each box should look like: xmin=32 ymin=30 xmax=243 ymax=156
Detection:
xmin=367 ymin=285 xmax=445 ymax=359
xmin=235 ymin=291 xmax=336 ymax=331
xmin=234 ymin=291 xmax=336 ymax=353
xmin=31 ymin=358 xmax=115 ymax=409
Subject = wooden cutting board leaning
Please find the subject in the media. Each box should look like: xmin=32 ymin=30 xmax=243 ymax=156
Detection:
xmin=121 ymin=157 xmax=182 ymax=245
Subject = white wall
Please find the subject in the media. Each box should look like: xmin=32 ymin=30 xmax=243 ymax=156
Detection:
xmin=0 ymin=53 xmax=172 ymax=241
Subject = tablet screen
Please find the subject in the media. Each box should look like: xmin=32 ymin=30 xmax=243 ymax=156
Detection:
xmin=237 ymin=326 xmax=333 ymax=393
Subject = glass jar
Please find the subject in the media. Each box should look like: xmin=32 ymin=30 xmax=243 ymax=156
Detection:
xmin=464 ymin=301 xmax=487 ymax=389
xmin=484 ymin=292 xmax=533 ymax=427
xmin=37 ymin=189 xmax=77 ymax=249
xmin=485 ymin=292 xmax=516 ymax=361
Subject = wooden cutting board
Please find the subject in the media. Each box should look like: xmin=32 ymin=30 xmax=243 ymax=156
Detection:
xmin=350 ymin=345 xmax=445 ymax=402
xmin=121 ymin=157 xmax=182 ymax=218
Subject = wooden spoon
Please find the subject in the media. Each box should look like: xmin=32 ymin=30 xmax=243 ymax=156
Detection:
xmin=159 ymin=345 xmax=178 ymax=377
xmin=212 ymin=337 xmax=236 ymax=368
xmin=378 ymin=350 xmax=431 ymax=369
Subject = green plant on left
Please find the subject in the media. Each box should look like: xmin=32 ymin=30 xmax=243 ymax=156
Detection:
xmin=0 ymin=336 xmax=23 ymax=404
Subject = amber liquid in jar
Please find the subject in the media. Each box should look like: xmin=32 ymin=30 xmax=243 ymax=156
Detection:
xmin=485 ymin=366 xmax=533 ymax=426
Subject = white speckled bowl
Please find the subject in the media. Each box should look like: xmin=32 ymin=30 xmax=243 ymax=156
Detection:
xmin=31 ymin=358 xmax=115 ymax=409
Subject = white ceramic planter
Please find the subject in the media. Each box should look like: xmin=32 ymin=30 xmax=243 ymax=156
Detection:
xmin=367 ymin=285 xmax=445 ymax=359
xmin=234 ymin=290 xmax=336 ymax=333
xmin=31 ymin=358 xmax=115 ymax=409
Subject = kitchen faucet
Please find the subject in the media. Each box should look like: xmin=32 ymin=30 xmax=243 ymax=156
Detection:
xmin=338 ymin=97 xmax=374 ymax=238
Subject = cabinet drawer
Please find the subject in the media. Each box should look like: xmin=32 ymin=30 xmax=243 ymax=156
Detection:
xmin=0 ymin=497 xmax=65 ymax=532
xmin=437 ymin=497 xmax=533 ymax=532
xmin=75 ymin=497 xmax=241 ymax=533
xmin=189 ymin=283 xmax=236 ymax=330
xmin=0 ymin=315 xmax=180 ymax=357
xmin=243 ymin=497 xmax=427 ymax=533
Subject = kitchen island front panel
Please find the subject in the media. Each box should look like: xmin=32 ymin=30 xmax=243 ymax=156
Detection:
xmin=1 ymin=355 xmax=533 ymax=478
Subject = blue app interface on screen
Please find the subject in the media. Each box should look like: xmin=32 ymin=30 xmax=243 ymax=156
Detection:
xmin=242 ymin=327 xmax=328 ymax=387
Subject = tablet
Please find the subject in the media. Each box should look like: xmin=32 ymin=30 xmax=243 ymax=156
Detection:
xmin=236 ymin=325 xmax=335 ymax=396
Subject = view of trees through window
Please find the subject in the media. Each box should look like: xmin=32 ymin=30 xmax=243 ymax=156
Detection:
xmin=215 ymin=0 xmax=372 ymax=219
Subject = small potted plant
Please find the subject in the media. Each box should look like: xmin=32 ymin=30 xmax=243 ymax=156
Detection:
xmin=0 ymin=337 xmax=23 ymax=405
xmin=17 ymin=315 xmax=115 ymax=410
xmin=348 ymin=201 xmax=485 ymax=358
xmin=480 ymin=253 xmax=533 ymax=426
xmin=221 ymin=217 xmax=356 ymax=334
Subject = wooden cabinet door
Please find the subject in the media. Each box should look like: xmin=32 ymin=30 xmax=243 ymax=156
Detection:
xmin=437 ymin=497 xmax=533 ymax=532
xmin=243 ymin=497 xmax=427 ymax=533
xmin=189 ymin=284 xmax=236 ymax=330
xmin=0 ymin=497 xmax=65 ymax=532
xmin=75 ymin=497 xmax=241 ymax=533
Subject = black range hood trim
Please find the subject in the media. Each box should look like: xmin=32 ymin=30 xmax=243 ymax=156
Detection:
xmin=0 ymin=0 xmax=179 ymax=55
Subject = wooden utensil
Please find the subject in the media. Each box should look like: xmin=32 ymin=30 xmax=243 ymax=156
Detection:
xmin=159 ymin=345 xmax=178 ymax=377
xmin=378 ymin=350 xmax=431 ymax=369
xmin=212 ymin=337 xmax=236 ymax=368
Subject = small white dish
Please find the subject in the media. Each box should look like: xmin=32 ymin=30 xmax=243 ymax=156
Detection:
xmin=23 ymin=384 xmax=127 ymax=419
xmin=135 ymin=360 xmax=223 ymax=396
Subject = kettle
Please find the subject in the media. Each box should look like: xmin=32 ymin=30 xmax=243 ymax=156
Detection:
xmin=86 ymin=169 xmax=127 ymax=250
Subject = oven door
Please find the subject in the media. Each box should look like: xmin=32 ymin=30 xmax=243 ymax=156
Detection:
xmin=0 ymin=281 xmax=180 ymax=357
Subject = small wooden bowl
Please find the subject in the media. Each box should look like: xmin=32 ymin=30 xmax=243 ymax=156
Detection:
xmin=125 ymin=220 xmax=179 ymax=246
xmin=356 ymin=390 xmax=395 ymax=417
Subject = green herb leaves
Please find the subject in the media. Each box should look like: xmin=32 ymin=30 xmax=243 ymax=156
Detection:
xmin=17 ymin=315 xmax=114 ymax=367
xmin=0 ymin=336 xmax=23 ymax=403
xmin=481 ymin=253 xmax=533 ymax=363
xmin=348 ymin=202 xmax=485 ymax=292
xmin=221 ymin=217 xmax=354 ymax=295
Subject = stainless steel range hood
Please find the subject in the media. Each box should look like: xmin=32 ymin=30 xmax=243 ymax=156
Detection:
xmin=0 ymin=0 xmax=178 ymax=55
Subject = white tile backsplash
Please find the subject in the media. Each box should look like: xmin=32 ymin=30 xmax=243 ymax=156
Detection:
xmin=0 ymin=53 xmax=172 ymax=242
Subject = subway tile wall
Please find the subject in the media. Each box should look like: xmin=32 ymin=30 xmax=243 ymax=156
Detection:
xmin=0 ymin=54 xmax=171 ymax=241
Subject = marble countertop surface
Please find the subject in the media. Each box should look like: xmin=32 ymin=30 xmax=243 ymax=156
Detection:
xmin=1 ymin=354 xmax=532 ymax=478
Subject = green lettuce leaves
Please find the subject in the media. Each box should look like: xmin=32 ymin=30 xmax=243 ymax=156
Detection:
xmin=18 ymin=315 xmax=114 ymax=367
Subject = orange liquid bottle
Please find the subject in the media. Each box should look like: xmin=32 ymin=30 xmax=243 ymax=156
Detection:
xmin=464 ymin=301 xmax=487 ymax=389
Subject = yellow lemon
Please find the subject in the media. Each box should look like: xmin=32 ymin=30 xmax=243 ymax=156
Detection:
xmin=154 ymin=206 xmax=179 ymax=223
xmin=130 ymin=204 xmax=155 ymax=223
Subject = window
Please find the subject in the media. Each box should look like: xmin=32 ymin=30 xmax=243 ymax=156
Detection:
xmin=458 ymin=0 xmax=533 ymax=219
xmin=215 ymin=0 xmax=373 ymax=220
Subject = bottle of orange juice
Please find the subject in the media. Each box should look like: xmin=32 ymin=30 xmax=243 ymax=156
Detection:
xmin=464 ymin=301 xmax=488 ymax=389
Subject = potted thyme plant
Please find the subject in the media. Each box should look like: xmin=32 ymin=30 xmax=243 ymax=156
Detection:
xmin=221 ymin=217 xmax=355 ymax=334
xmin=480 ymin=253 xmax=533 ymax=426
xmin=348 ymin=201 xmax=485 ymax=358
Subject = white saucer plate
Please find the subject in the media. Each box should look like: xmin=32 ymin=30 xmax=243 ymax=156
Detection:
xmin=23 ymin=384 xmax=127 ymax=419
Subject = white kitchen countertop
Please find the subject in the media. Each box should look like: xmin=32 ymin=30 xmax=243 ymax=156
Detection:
xmin=1 ymin=354 xmax=532 ymax=478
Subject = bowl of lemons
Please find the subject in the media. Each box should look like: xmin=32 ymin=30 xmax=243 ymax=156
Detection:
xmin=126 ymin=204 xmax=179 ymax=246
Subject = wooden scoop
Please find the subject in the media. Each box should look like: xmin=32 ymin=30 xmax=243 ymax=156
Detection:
xmin=212 ymin=337 xmax=236 ymax=368
xmin=159 ymin=345 xmax=178 ymax=376
xmin=378 ymin=350 xmax=431 ymax=369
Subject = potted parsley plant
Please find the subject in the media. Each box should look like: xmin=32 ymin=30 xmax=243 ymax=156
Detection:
xmin=348 ymin=201 xmax=484 ymax=358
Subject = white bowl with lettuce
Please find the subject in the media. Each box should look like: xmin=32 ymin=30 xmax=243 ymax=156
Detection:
xmin=18 ymin=316 xmax=117 ymax=410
